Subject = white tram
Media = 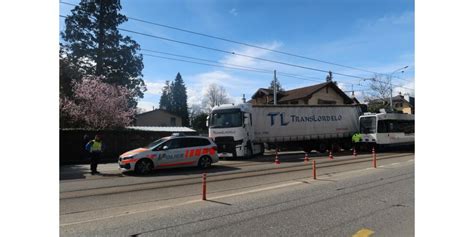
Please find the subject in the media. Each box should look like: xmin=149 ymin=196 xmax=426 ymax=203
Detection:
xmin=359 ymin=112 xmax=414 ymax=149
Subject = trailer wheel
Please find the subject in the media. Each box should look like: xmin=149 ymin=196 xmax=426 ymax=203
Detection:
xmin=317 ymin=144 xmax=327 ymax=153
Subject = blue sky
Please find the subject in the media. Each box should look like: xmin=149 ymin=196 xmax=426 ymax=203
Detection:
xmin=60 ymin=0 xmax=414 ymax=111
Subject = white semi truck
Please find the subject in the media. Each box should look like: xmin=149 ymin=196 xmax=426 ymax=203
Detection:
xmin=208 ymin=103 xmax=363 ymax=158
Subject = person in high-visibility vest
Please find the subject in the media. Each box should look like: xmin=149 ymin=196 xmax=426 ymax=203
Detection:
xmin=352 ymin=133 xmax=362 ymax=143
xmin=85 ymin=134 xmax=104 ymax=175
xmin=352 ymin=132 xmax=362 ymax=151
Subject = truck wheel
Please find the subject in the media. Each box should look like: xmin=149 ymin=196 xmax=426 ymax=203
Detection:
xmin=135 ymin=159 xmax=153 ymax=175
xmin=198 ymin=156 xmax=212 ymax=169
xmin=245 ymin=142 xmax=253 ymax=159
xmin=317 ymin=144 xmax=327 ymax=153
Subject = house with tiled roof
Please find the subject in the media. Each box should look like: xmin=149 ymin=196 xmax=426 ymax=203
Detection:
xmin=368 ymin=94 xmax=415 ymax=114
xmin=250 ymin=81 xmax=357 ymax=106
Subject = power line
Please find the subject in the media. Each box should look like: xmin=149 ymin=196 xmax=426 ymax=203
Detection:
xmin=118 ymin=28 xmax=371 ymax=80
xmin=142 ymin=53 xmax=328 ymax=83
xmin=60 ymin=1 xmax=379 ymax=74
xmin=141 ymin=48 xmax=327 ymax=82
xmin=60 ymin=14 xmax=411 ymax=90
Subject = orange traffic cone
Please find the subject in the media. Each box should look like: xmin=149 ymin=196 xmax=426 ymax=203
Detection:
xmin=329 ymin=150 xmax=334 ymax=160
xmin=304 ymin=153 xmax=309 ymax=162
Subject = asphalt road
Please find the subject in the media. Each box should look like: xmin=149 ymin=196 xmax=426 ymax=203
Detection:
xmin=60 ymin=151 xmax=414 ymax=236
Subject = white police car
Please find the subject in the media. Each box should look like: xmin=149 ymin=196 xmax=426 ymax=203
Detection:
xmin=119 ymin=135 xmax=219 ymax=174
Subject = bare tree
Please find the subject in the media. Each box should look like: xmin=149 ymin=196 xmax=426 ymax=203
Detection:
xmin=364 ymin=74 xmax=392 ymax=112
xmin=365 ymin=75 xmax=391 ymax=100
xmin=202 ymin=83 xmax=231 ymax=112
xmin=188 ymin=104 xmax=204 ymax=123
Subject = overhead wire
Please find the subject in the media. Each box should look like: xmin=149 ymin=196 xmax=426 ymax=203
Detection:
xmin=60 ymin=13 xmax=413 ymax=90
xmin=60 ymin=1 xmax=379 ymax=74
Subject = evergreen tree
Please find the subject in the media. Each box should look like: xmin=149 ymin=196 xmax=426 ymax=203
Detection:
xmin=169 ymin=73 xmax=189 ymax=126
xmin=61 ymin=0 xmax=145 ymax=106
xmin=159 ymin=80 xmax=172 ymax=111
xmin=60 ymin=45 xmax=83 ymax=99
xmin=269 ymin=78 xmax=284 ymax=92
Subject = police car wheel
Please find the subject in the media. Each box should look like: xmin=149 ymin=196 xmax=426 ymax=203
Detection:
xmin=198 ymin=156 xmax=212 ymax=169
xmin=135 ymin=159 xmax=153 ymax=175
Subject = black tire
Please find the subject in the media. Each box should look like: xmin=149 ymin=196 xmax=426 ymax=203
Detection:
xmin=245 ymin=142 xmax=253 ymax=159
xmin=317 ymin=143 xmax=327 ymax=153
xmin=198 ymin=156 xmax=212 ymax=169
xmin=134 ymin=159 xmax=153 ymax=175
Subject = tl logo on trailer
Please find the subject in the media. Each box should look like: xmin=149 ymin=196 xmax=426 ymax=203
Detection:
xmin=267 ymin=112 xmax=343 ymax=126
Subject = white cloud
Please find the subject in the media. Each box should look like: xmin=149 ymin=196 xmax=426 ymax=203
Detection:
xmin=392 ymin=78 xmax=415 ymax=97
xmin=219 ymin=41 xmax=283 ymax=68
xmin=144 ymin=81 xmax=166 ymax=95
xmin=137 ymin=100 xmax=158 ymax=113
xmin=229 ymin=8 xmax=238 ymax=16
xmin=186 ymin=70 xmax=260 ymax=107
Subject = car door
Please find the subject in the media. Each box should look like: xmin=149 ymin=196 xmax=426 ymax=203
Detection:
xmin=155 ymin=138 xmax=186 ymax=167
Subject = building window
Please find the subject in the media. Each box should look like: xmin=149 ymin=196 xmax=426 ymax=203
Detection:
xmin=170 ymin=117 xmax=176 ymax=126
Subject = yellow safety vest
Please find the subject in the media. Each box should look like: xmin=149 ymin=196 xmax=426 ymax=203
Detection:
xmin=352 ymin=133 xmax=362 ymax=143
xmin=91 ymin=140 xmax=102 ymax=152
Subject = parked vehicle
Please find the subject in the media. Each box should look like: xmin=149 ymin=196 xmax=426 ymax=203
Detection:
xmin=208 ymin=103 xmax=363 ymax=158
xmin=358 ymin=112 xmax=414 ymax=149
xmin=118 ymin=135 xmax=218 ymax=174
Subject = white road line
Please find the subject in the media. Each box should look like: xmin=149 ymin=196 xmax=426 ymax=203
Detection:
xmin=211 ymin=181 xmax=302 ymax=200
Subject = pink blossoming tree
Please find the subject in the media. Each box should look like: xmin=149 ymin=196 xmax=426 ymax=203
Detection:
xmin=60 ymin=75 xmax=136 ymax=129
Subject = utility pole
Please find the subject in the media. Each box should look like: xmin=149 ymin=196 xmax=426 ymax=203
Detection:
xmin=273 ymin=70 xmax=277 ymax=105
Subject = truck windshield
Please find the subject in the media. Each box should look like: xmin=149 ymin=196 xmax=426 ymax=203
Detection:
xmin=360 ymin=117 xmax=376 ymax=134
xmin=210 ymin=109 xmax=243 ymax=128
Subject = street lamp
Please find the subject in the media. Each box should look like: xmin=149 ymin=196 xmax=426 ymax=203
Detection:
xmin=388 ymin=66 xmax=408 ymax=111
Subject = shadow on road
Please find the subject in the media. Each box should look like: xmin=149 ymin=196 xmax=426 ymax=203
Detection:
xmin=122 ymin=165 xmax=241 ymax=178
xmin=60 ymin=165 xmax=89 ymax=180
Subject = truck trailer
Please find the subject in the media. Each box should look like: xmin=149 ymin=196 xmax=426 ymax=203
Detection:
xmin=208 ymin=103 xmax=363 ymax=158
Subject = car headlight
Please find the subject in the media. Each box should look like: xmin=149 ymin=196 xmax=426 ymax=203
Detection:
xmin=122 ymin=156 xmax=134 ymax=160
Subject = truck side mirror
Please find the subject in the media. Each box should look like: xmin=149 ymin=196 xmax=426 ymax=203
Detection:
xmin=244 ymin=117 xmax=250 ymax=125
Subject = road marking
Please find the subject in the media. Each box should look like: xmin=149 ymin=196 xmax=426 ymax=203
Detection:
xmin=352 ymin=228 xmax=374 ymax=237
xmin=60 ymin=181 xmax=302 ymax=227
xmin=211 ymin=181 xmax=302 ymax=200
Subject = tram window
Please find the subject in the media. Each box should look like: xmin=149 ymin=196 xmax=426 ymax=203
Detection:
xmin=377 ymin=120 xmax=388 ymax=133
xmin=399 ymin=120 xmax=415 ymax=134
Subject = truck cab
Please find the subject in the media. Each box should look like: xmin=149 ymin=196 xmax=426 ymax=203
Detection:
xmin=208 ymin=104 xmax=263 ymax=158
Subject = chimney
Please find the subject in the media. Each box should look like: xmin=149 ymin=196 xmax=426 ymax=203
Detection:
xmin=326 ymin=71 xmax=333 ymax=82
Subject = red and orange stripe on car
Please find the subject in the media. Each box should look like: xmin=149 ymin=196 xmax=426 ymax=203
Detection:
xmin=185 ymin=146 xmax=216 ymax=158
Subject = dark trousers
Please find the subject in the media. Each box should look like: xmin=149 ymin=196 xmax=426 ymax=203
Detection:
xmin=90 ymin=152 xmax=101 ymax=172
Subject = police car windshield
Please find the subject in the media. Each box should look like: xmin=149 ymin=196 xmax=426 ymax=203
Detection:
xmin=145 ymin=138 xmax=168 ymax=149
xmin=210 ymin=109 xmax=243 ymax=128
